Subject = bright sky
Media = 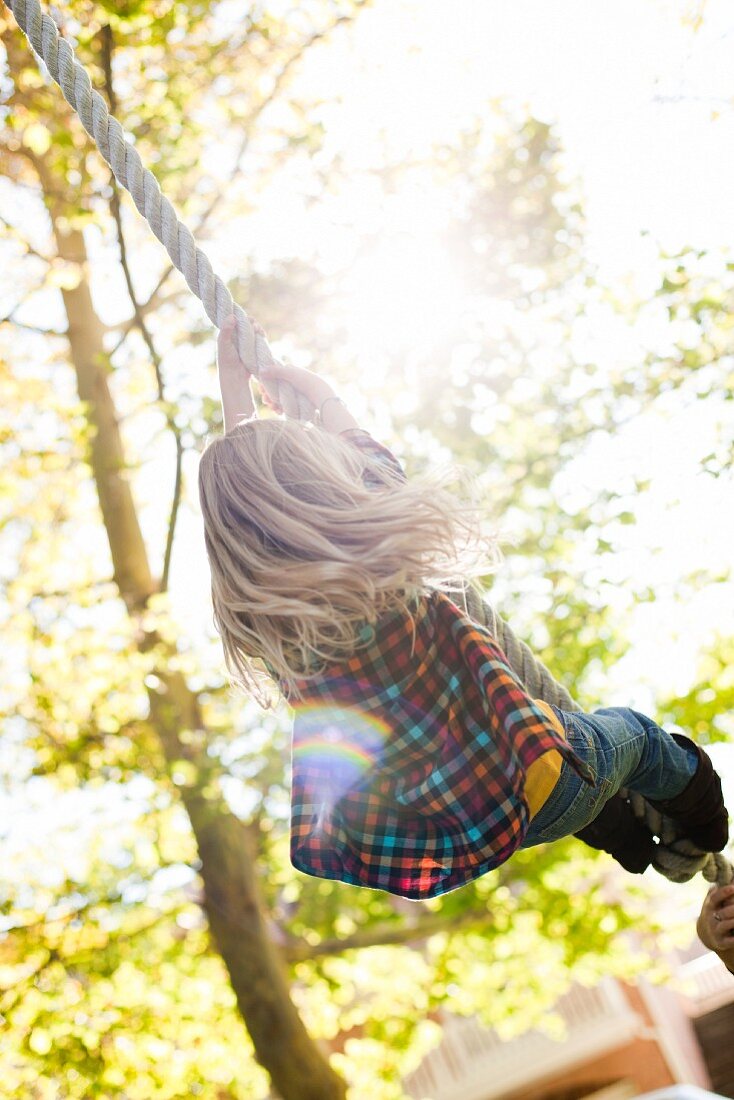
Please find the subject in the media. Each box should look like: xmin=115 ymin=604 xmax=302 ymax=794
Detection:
xmin=220 ymin=0 xmax=734 ymax=261
xmin=3 ymin=0 xmax=734 ymax=919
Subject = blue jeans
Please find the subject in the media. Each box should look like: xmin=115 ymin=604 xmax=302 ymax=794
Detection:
xmin=521 ymin=706 xmax=699 ymax=847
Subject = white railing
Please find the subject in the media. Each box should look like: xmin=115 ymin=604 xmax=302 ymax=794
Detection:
xmin=677 ymin=953 xmax=734 ymax=1017
xmin=404 ymin=979 xmax=640 ymax=1100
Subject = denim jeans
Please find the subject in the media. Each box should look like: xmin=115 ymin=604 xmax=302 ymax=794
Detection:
xmin=521 ymin=706 xmax=699 ymax=847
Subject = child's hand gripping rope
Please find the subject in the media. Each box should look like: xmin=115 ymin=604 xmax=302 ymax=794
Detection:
xmin=216 ymin=316 xmax=358 ymax=434
xmin=217 ymin=315 xmax=256 ymax=432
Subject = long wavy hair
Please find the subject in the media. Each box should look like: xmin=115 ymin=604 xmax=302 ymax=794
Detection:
xmin=198 ymin=417 xmax=501 ymax=707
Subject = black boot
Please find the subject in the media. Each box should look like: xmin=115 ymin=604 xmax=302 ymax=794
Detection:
xmin=648 ymin=733 xmax=729 ymax=852
xmin=575 ymin=793 xmax=657 ymax=874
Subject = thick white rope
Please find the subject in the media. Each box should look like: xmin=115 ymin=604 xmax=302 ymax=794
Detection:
xmin=462 ymin=583 xmax=733 ymax=887
xmin=463 ymin=584 xmax=579 ymax=713
xmin=623 ymin=789 xmax=733 ymax=886
xmin=7 ymin=0 xmax=730 ymax=888
xmin=4 ymin=0 xmax=313 ymax=422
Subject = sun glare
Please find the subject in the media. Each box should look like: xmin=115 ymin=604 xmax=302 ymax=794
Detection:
xmin=338 ymin=230 xmax=466 ymax=368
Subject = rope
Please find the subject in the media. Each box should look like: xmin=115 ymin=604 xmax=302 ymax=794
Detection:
xmin=461 ymin=582 xmax=733 ymax=888
xmin=7 ymin=0 xmax=730 ymax=889
xmin=622 ymin=789 xmax=733 ymax=886
xmin=462 ymin=584 xmax=580 ymax=712
xmin=4 ymin=0 xmax=313 ymax=422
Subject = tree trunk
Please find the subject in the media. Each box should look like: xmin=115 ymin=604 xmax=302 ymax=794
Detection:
xmin=45 ymin=195 xmax=347 ymax=1100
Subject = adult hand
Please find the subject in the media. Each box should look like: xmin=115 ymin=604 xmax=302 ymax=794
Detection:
xmin=697 ymin=884 xmax=734 ymax=973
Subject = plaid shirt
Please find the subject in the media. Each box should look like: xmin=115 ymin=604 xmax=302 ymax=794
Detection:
xmin=288 ymin=430 xmax=594 ymax=900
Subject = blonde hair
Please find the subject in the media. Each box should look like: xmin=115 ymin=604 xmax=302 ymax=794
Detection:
xmin=198 ymin=417 xmax=500 ymax=707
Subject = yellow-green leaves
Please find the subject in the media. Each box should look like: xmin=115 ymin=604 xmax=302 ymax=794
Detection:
xmin=21 ymin=121 xmax=51 ymax=155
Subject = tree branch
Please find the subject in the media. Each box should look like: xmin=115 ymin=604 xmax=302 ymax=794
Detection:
xmin=0 ymin=212 xmax=53 ymax=265
xmin=106 ymin=288 xmax=188 ymax=350
xmin=190 ymin=5 xmax=366 ymax=242
xmin=0 ymin=906 xmax=187 ymax=1014
xmin=28 ymin=576 xmax=118 ymax=601
xmin=112 ymin=1 xmax=369 ymax=352
xmin=0 ymin=310 xmax=68 ymax=336
xmin=100 ymin=24 xmax=183 ymax=593
xmin=282 ymin=906 xmax=492 ymax=963
xmin=3 ymin=864 xmax=191 ymax=938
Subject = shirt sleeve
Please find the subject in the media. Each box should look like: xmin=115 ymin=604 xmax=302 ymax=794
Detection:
xmin=339 ymin=428 xmax=407 ymax=486
xmin=438 ymin=598 xmax=596 ymax=788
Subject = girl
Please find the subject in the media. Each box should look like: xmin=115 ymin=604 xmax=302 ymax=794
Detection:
xmin=197 ymin=316 xmax=728 ymax=901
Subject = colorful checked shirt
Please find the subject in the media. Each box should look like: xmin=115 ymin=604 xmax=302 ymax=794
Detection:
xmin=288 ymin=429 xmax=594 ymax=900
